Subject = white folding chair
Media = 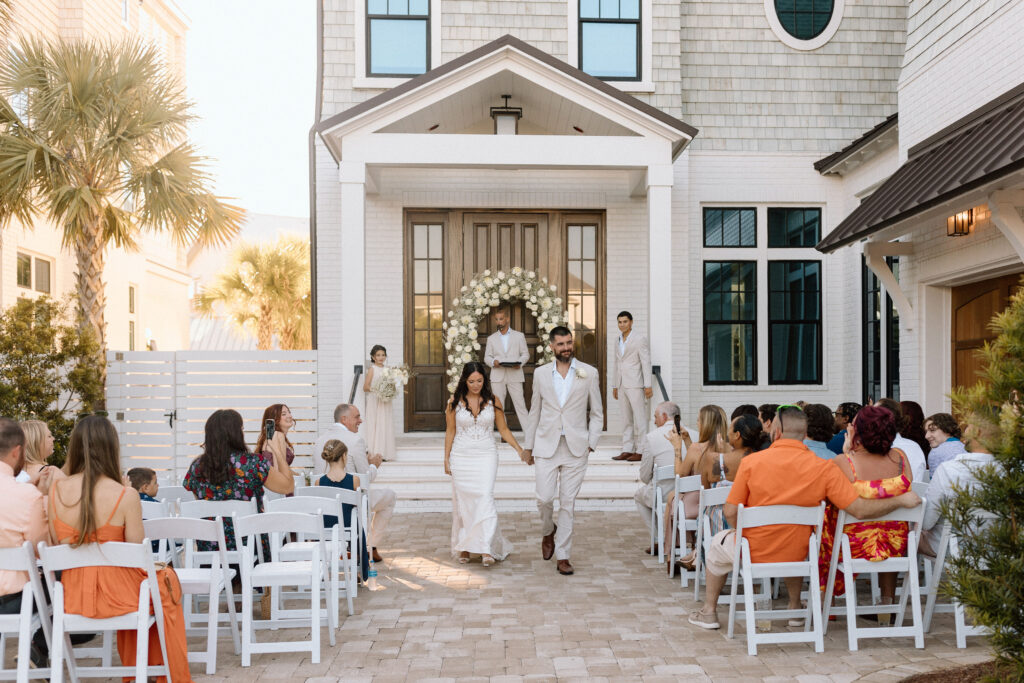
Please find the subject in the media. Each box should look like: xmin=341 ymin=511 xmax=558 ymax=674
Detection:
xmin=692 ymin=486 xmax=732 ymax=600
xmin=667 ymin=474 xmax=702 ymax=586
xmin=155 ymin=486 xmax=195 ymax=508
xmin=235 ymin=512 xmax=330 ymax=666
xmin=178 ymin=499 xmax=259 ymax=565
xmin=140 ymin=500 xmax=170 ymax=520
xmin=0 ymin=542 xmax=51 ymax=682
xmin=867 ymin=481 xmax=929 ymax=605
xmin=297 ymin=485 xmax=369 ymax=593
xmin=822 ymin=501 xmax=926 ymax=650
xmin=144 ymin=516 xmax=240 ymax=674
xmin=923 ymin=518 xmax=995 ymax=647
xmin=39 ymin=541 xmax=169 ymax=683
xmin=726 ymin=502 xmax=826 ymax=656
xmin=650 ymin=465 xmax=676 ymax=563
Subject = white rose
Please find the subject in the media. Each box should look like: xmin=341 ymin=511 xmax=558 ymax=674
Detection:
xmin=448 ymin=311 xmax=454 ymax=317
xmin=469 ymin=329 xmax=478 ymax=340
xmin=461 ymin=352 xmax=472 ymax=362
xmin=527 ymin=271 xmax=536 ymax=279
xmin=542 ymin=298 xmax=551 ymax=309
xmin=536 ymin=345 xmax=544 ymax=353
xmin=448 ymin=355 xmax=454 ymax=363
xmin=455 ymin=344 xmax=463 ymax=353
xmin=490 ymin=298 xmax=499 ymax=306
xmin=461 ymin=285 xmax=468 ymax=293
xmin=462 ymin=315 xmax=472 ymax=324
xmin=512 ymin=266 xmax=522 ymax=274
xmin=475 ymin=308 xmax=482 ymax=315
xmin=484 ymin=277 xmax=493 ymax=287
xmin=554 ymin=297 xmax=562 ymax=305
xmin=508 ymin=278 xmax=516 ymax=286
xmin=483 ymin=269 xmax=491 ymax=276
xmin=453 ymin=297 xmax=459 ymax=306
xmin=576 ymin=368 xmax=587 ymax=379
xmin=510 ymin=287 xmax=520 ymax=297
xmin=530 ymin=296 xmax=537 ymax=303
xmin=473 ymin=342 xmax=480 ymax=350
xmin=499 ymin=284 xmax=509 ymax=295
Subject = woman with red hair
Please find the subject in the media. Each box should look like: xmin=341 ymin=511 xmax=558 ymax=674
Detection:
xmin=818 ymin=404 xmax=912 ymax=615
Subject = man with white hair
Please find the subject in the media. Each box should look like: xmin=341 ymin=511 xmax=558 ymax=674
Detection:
xmin=314 ymin=403 xmax=396 ymax=562
xmin=634 ymin=402 xmax=681 ymax=551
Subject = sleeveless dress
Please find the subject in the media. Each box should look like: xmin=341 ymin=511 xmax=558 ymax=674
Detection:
xmin=449 ymin=402 xmax=512 ymax=560
xmin=365 ymin=366 xmax=396 ymax=461
xmin=317 ymin=473 xmax=370 ymax=580
xmin=817 ymin=453 xmax=911 ymax=594
xmin=708 ymin=452 xmax=734 ymax=537
xmin=50 ymin=486 xmax=192 ymax=683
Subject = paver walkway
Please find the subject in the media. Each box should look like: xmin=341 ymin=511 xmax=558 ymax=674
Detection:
xmin=194 ymin=511 xmax=992 ymax=681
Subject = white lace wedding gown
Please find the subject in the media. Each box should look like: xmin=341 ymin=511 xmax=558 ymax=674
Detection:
xmin=449 ymin=402 xmax=513 ymax=560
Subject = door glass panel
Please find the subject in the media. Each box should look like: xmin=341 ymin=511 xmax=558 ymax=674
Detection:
xmin=428 ymin=224 xmax=442 ymax=258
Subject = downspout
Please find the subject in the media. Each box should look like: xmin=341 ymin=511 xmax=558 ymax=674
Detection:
xmin=308 ymin=0 xmax=325 ymax=349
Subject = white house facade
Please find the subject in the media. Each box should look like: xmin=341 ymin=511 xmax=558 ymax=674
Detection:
xmin=311 ymin=0 xmax=1024 ymax=432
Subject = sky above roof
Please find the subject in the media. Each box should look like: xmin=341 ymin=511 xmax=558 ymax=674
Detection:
xmin=179 ymin=0 xmax=315 ymax=219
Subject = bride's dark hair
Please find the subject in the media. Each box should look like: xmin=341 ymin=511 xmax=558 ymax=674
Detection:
xmin=450 ymin=361 xmax=495 ymax=412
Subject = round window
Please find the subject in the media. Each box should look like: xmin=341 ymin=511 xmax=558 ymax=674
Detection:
xmin=774 ymin=0 xmax=834 ymax=40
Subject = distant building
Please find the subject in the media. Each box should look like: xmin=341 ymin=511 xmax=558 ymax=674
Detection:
xmin=0 ymin=0 xmax=192 ymax=352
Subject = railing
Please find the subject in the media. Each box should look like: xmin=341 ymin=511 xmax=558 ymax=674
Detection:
xmin=348 ymin=364 xmax=364 ymax=404
xmin=652 ymin=365 xmax=669 ymax=402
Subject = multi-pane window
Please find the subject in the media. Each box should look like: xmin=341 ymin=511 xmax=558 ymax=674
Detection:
xmin=566 ymin=224 xmax=599 ymax=366
xmin=367 ymin=0 xmax=429 ymax=77
xmin=129 ymin=285 xmax=136 ymax=315
xmin=773 ymin=0 xmax=834 ymax=40
xmin=768 ymin=207 xmax=821 ymax=248
xmin=886 ymin=258 xmax=900 ymax=399
xmin=579 ymin=0 xmax=640 ymax=80
xmin=862 ymin=256 xmax=900 ymax=402
xmin=768 ymin=261 xmax=821 ymax=384
xmin=16 ymin=253 xmax=51 ymax=293
xmin=129 ymin=321 xmax=136 ymax=351
xmin=16 ymin=253 xmax=31 ymax=288
xmin=704 ymin=208 xmax=756 ymax=248
xmin=412 ymin=223 xmax=444 ymax=366
xmin=34 ymin=258 xmax=51 ymax=294
xmin=703 ymin=262 xmax=756 ymax=384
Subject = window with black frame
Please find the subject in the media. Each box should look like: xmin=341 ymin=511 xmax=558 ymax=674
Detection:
xmin=703 ymin=207 xmax=756 ymax=248
xmin=862 ymin=260 xmax=882 ymax=402
xmin=579 ymin=0 xmax=640 ymax=80
xmin=767 ymin=207 xmax=821 ymax=248
xmin=768 ymin=260 xmax=821 ymax=384
xmin=703 ymin=261 xmax=756 ymax=384
xmin=367 ymin=0 xmax=429 ymax=77
xmin=773 ymin=0 xmax=834 ymax=40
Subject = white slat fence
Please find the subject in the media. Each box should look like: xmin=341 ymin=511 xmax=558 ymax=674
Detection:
xmin=107 ymin=350 xmax=319 ymax=480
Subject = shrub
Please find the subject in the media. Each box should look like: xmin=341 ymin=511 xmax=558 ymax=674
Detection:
xmin=0 ymin=297 xmax=103 ymax=466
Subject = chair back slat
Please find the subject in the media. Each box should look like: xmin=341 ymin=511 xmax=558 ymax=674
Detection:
xmin=297 ymin=485 xmax=363 ymax=507
xmin=674 ymin=474 xmax=702 ymax=495
xmin=141 ymin=500 xmax=171 ymax=520
xmin=837 ymin=499 xmax=925 ymax=526
xmin=737 ymin=502 xmax=824 ymax=529
xmin=699 ymin=486 xmax=731 ymax=509
xmin=911 ymin=481 xmax=929 ymax=497
xmin=0 ymin=541 xmax=36 ymax=572
xmin=179 ymin=499 xmax=258 ymax=520
xmin=144 ymin=516 xmax=221 ymax=544
xmin=653 ymin=465 xmax=675 ymax=484
xmin=38 ymin=541 xmax=154 ymax=573
xmin=234 ymin=511 xmax=323 ymax=538
xmin=156 ymin=485 xmax=195 ymax=503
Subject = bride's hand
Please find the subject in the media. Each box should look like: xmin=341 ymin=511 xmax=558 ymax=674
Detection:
xmin=444 ymin=457 xmax=451 ymax=476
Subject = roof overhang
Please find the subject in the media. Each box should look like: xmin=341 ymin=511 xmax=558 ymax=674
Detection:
xmin=316 ymin=35 xmax=697 ymax=164
xmin=814 ymin=113 xmax=898 ymax=176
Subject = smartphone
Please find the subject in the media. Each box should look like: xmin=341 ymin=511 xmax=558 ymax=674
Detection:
xmin=264 ymin=418 xmax=275 ymax=442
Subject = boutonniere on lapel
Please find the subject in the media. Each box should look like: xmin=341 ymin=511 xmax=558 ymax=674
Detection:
xmin=575 ymin=368 xmax=587 ymax=379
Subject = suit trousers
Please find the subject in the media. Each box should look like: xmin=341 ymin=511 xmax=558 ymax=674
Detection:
xmin=368 ymin=486 xmax=397 ymax=547
xmin=620 ymin=387 xmax=650 ymax=452
xmin=634 ymin=484 xmax=656 ymax=534
xmin=535 ymin=437 xmax=589 ymax=561
xmin=492 ymin=380 xmax=528 ymax=425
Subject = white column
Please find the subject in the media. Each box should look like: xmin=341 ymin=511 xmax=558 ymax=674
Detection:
xmin=340 ymin=160 xmax=367 ymax=410
xmin=647 ymin=164 xmax=673 ymax=399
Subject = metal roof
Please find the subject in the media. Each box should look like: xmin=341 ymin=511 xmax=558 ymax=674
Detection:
xmin=817 ymin=90 xmax=1024 ymax=253
xmin=814 ymin=112 xmax=898 ymax=174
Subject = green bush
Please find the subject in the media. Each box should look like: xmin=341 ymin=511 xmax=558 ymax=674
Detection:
xmin=947 ymin=276 xmax=1024 ymax=679
xmin=0 ymin=297 xmax=103 ymax=466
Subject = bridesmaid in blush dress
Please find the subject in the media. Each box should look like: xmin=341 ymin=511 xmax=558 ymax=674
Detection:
xmin=363 ymin=344 xmax=396 ymax=462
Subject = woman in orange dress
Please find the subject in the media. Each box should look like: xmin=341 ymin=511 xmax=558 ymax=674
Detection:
xmin=48 ymin=415 xmax=192 ymax=683
xmin=818 ymin=405 xmax=912 ymax=603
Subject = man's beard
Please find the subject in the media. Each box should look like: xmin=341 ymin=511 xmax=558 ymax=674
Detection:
xmin=555 ymin=348 xmax=574 ymax=362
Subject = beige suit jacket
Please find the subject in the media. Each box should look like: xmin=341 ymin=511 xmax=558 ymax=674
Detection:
xmin=523 ymin=360 xmax=603 ymax=458
xmin=612 ymin=332 xmax=652 ymax=389
xmin=483 ymin=329 xmax=529 ymax=382
xmin=313 ymin=423 xmax=377 ymax=481
xmin=636 ymin=423 xmax=677 ymax=503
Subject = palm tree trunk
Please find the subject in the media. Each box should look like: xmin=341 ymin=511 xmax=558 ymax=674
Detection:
xmin=75 ymin=219 xmax=108 ymax=408
xmin=257 ymin=305 xmax=273 ymax=350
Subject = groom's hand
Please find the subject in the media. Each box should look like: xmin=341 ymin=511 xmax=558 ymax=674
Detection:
xmin=521 ymin=450 xmax=534 ymax=466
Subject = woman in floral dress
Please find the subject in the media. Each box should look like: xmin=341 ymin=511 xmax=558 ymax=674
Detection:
xmin=363 ymin=344 xmax=396 ymax=461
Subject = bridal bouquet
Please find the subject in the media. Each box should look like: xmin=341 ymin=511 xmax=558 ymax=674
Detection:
xmin=372 ymin=365 xmax=412 ymax=402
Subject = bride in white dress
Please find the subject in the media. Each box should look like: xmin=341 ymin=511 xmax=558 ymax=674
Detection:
xmin=444 ymin=361 xmax=529 ymax=565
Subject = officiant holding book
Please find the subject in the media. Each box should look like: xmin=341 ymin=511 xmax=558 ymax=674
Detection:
xmin=484 ymin=307 xmax=530 ymax=426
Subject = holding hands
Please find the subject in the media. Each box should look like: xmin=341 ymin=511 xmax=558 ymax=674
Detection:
xmin=519 ymin=448 xmax=534 ymax=466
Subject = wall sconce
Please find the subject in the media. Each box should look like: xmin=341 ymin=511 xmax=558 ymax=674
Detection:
xmin=947 ymin=208 xmax=974 ymax=237
xmin=489 ymin=94 xmax=522 ymax=135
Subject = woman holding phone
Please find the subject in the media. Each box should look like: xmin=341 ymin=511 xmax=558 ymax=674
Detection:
xmin=255 ymin=403 xmax=296 ymax=468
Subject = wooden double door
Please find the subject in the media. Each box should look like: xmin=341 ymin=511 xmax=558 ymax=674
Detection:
xmin=951 ymin=272 xmax=1023 ymax=390
xmin=404 ymin=210 xmax=604 ymax=431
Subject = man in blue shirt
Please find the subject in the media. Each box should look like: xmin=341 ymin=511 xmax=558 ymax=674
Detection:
xmin=828 ymin=403 xmax=861 ymax=454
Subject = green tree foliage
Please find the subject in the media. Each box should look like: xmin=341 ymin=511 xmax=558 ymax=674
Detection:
xmin=0 ymin=297 xmax=103 ymax=466
xmin=948 ymin=276 xmax=1024 ymax=679
xmin=195 ymin=235 xmax=312 ymax=350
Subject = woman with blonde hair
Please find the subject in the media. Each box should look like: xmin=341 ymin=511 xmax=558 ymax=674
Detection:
xmin=316 ymin=439 xmax=369 ymax=580
xmin=48 ymin=415 xmax=192 ymax=682
xmin=18 ymin=420 xmax=54 ymax=481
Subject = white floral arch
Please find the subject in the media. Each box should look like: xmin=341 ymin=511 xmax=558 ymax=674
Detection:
xmin=443 ymin=266 xmax=570 ymax=392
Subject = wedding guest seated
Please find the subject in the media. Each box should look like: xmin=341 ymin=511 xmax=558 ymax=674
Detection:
xmin=255 ymin=404 xmax=296 ymax=467
xmin=920 ymin=416 xmax=996 ymax=557
xmin=633 ymin=401 xmax=681 ymax=553
xmin=314 ymin=404 xmax=395 ymax=563
xmin=48 ymin=416 xmax=193 ymax=681
xmin=127 ymin=467 xmax=159 ymax=502
xmin=876 ymin=398 xmax=926 ymax=481
xmin=316 ymin=439 xmax=368 ymax=580
xmin=923 ymin=413 xmax=967 ymax=471
xmin=730 ymin=404 xmax=758 ymax=420
xmin=901 ymin=400 xmax=931 ymax=458
xmin=803 ymin=403 xmax=836 ymax=460
xmin=828 ymin=402 xmax=861 ymax=454
xmin=757 ymin=404 xmax=777 ymax=450
xmin=16 ymin=420 xmax=55 ymax=483
xmin=688 ymin=405 xmax=921 ymax=630
xmin=819 ymin=405 xmax=912 ymax=612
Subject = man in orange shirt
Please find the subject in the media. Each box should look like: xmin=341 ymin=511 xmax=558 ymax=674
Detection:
xmin=689 ymin=405 xmax=921 ymax=630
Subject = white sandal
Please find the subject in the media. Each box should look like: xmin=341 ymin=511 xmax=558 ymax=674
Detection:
xmin=482 ymin=554 xmax=495 ymax=567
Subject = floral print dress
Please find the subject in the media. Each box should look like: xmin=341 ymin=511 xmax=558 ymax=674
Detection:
xmin=818 ymin=453 xmax=911 ymax=595
xmin=183 ymin=451 xmax=270 ymax=557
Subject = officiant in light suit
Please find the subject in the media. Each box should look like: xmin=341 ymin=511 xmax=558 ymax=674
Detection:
xmin=611 ymin=310 xmax=653 ymax=462
xmin=484 ymin=306 xmax=530 ymax=424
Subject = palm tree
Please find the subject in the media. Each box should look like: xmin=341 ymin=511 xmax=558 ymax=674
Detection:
xmin=0 ymin=37 xmax=244 ymax=396
xmin=196 ymin=235 xmax=312 ymax=350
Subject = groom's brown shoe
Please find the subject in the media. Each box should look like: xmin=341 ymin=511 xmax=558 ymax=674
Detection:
xmin=612 ymin=452 xmax=631 ymax=461
xmin=557 ymin=559 xmax=574 ymax=575
xmin=542 ymin=525 xmax=556 ymax=560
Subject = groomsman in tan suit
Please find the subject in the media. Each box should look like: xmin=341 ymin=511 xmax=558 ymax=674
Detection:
xmin=522 ymin=326 xmax=603 ymax=576
xmin=611 ymin=311 xmax=653 ymax=462
xmin=484 ymin=307 xmax=530 ymax=424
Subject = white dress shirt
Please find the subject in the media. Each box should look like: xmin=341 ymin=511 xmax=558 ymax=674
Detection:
xmin=893 ymin=434 xmax=927 ymax=482
xmin=500 ymin=328 xmax=511 ymax=352
xmin=617 ymin=333 xmax=627 ymax=356
xmin=552 ymin=358 xmax=577 ymax=407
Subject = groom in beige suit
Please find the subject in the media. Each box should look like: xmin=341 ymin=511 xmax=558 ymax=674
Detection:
xmin=611 ymin=311 xmax=653 ymax=462
xmin=522 ymin=326 xmax=603 ymax=576
xmin=483 ymin=307 xmax=530 ymax=424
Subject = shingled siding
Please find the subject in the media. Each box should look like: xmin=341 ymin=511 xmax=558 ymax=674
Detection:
xmin=679 ymin=0 xmax=905 ymax=153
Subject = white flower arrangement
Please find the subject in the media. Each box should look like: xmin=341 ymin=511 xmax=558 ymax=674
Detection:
xmin=371 ymin=364 xmax=412 ymax=402
xmin=443 ymin=267 xmax=570 ymax=392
